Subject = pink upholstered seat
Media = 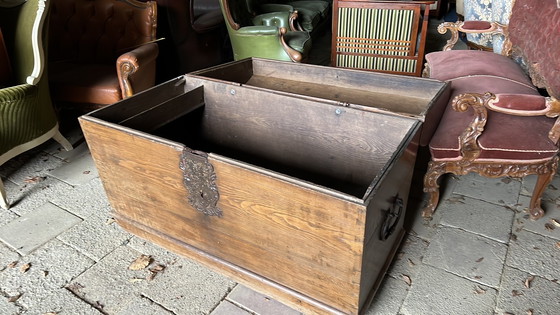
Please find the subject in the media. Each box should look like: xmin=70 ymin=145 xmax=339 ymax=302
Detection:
xmin=429 ymin=77 xmax=557 ymax=161
xmin=425 ymin=50 xmax=534 ymax=87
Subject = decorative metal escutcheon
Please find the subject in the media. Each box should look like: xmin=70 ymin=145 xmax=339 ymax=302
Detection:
xmin=179 ymin=149 xmax=222 ymax=217
xmin=380 ymin=195 xmax=403 ymax=241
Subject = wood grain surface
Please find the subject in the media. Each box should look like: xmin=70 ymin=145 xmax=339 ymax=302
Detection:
xmin=79 ymin=70 xmax=422 ymax=314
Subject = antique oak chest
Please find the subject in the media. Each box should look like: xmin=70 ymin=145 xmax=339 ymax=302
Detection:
xmin=79 ymin=59 xmax=448 ymax=314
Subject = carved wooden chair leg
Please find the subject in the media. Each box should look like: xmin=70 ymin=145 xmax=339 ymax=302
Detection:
xmin=0 ymin=177 xmax=8 ymax=209
xmin=422 ymin=160 xmax=446 ymax=218
xmin=528 ymin=169 xmax=557 ymax=220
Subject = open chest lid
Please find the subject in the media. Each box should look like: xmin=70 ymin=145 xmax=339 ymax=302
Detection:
xmin=185 ymin=57 xmax=449 ymax=121
xmin=81 ymin=76 xmax=421 ymax=203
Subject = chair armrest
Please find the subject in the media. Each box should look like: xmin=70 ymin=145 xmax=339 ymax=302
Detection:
xmin=237 ymin=25 xmax=283 ymax=35
xmin=487 ymin=94 xmax=560 ymax=143
xmin=259 ymin=4 xmax=302 ymax=31
xmin=116 ymin=42 xmax=159 ymax=99
xmin=253 ymin=11 xmax=298 ymax=31
xmin=232 ymin=27 xmax=303 ymax=62
xmin=438 ymin=21 xmax=508 ymax=52
xmin=0 ymin=83 xmax=35 ymax=103
xmin=450 ymin=92 xmax=494 ymax=160
xmin=484 ymin=93 xmax=560 ymax=116
xmin=486 ymin=94 xmax=560 ymax=142
xmin=452 ymin=93 xmax=560 ymax=159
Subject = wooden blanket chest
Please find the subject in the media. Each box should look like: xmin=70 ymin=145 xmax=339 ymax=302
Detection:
xmin=79 ymin=59 xmax=447 ymax=314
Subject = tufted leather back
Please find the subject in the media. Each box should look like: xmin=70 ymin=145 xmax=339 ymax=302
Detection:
xmin=49 ymin=0 xmax=157 ymax=64
xmin=509 ymin=0 xmax=560 ymax=99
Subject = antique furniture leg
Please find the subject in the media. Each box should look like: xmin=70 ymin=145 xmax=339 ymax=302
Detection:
xmin=528 ymin=157 xmax=559 ymax=220
xmin=422 ymin=160 xmax=447 ymax=218
xmin=421 ymin=0 xmax=560 ymax=221
xmin=53 ymin=129 xmax=73 ymax=151
xmin=0 ymin=178 xmax=8 ymax=209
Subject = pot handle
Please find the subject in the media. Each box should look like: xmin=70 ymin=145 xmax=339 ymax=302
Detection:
xmin=380 ymin=195 xmax=403 ymax=241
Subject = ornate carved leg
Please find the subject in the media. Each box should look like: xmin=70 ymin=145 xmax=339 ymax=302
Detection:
xmin=528 ymin=171 xmax=556 ymax=220
xmin=422 ymin=161 xmax=446 ymax=218
xmin=0 ymin=177 xmax=9 ymax=209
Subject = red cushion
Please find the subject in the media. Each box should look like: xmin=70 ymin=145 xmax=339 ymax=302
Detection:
xmin=429 ymin=77 xmax=558 ymax=161
xmin=425 ymin=50 xmax=534 ymax=87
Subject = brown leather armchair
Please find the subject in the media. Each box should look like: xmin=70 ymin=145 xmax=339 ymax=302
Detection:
xmin=48 ymin=0 xmax=158 ymax=112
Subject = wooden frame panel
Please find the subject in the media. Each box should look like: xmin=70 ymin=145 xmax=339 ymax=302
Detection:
xmin=331 ymin=0 xmax=433 ymax=76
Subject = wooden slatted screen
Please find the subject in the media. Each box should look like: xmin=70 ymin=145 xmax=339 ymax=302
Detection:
xmin=331 ymin=1 xmax=431 ymax=76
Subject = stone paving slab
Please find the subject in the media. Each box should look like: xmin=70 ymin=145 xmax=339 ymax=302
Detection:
xmin=505 ymin=229 xmax=560 ymax=281
xmin=136 ymin=248 xmax=235 ymax=315
xmin=0 ymin=150 xmax=65 ymax=186
xmin=521 ymin=174 xmax=560 ymax=202
xmin=226 ymin=285 xmax=301 ymax=315
xmin=366 ymin=275 xmax=409 ymax=315
xmin=495 ymin=266 xmax=560 ymax=315
xmin=0 ymin=209 xmax=17 ymax=228
xmin=515 ymin=194 xmax=560 ymax=241
xmin=21 ymin=287 xmax=102 ymax=315
xmin=115 ymin=295 xmax=173 ymax=315
xmin=0 ymin=296 xmax=21 ymax=315
xmin=438 ymin=195 xmax=515 ymax=243
xmin=405 ymin=174 xmax=454 ymax=242
xmin=47 ymin=139 xmax=89 ymax=163
xmin=50 ymin=177 xmax=112 ymax=221
xmin=0 ymin=239 xmax=94 ymax=309
xmin=423 ymin=226 xmax=508 ymax=288
xmin=57 ymin=215 xmax=132 ymax=262
xmin=125 ymin=236 xmax=184 ymax=266
xmin=48 ymin=150 xmax=98 ymax=187
xmin=66 ymin=245 xmax=154 ymax=314
xmin=0 ymin=243 xmax=19 ymax=272
xmin=42 ymin=129 xmax=85 ymax=158
xmin=3 ymin=177 xmax=74 ymax=217
xmin=0 ymin=203 xmax=82 ymax=255
xmin=386 ymin=234 xmax=429 ymax=279
xmin=126 ymin=237 xmax=234 ymax=314
xmin=400 ymin=264 xmax=497 ymax=315
xmin=452 ymin=173 xmax=521 ymax=207
xmin=211 ymin=300 xmax=252 ymax=315
xmin=68 ymin=235 xmax=235 ymax=315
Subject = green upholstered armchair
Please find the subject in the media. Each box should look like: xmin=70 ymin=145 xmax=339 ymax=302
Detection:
xmin=279 ymin=0 xmax=331 ymax=33
xmin=0 ymin=0 xmax=72 ymax=209
xmin=219 ymin=0 xmax=312 ymax=62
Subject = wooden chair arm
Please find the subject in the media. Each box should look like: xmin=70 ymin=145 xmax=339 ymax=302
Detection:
xmin=438 ymin=21 xmax=510 ymax=54
xmin=451 ymin=92 xmax=495 ymax=161
xmin=117 ymin=42 xmax=159 ymax=98
xmin=289 ymin=10 xmax=304 ymax=32
xmin=259 ymin=4 xmax=303 ymax=32
xmin=278 ymin=27 xmax=303 ymax=62
xmin=453 ymin=93 xmax=560 ymax=160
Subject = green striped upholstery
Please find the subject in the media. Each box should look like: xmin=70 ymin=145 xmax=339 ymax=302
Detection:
xmin=334 ymin=6 xmax=421 ymax=75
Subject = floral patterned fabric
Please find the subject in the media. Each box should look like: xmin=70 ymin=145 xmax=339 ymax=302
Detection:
xmin=464 ymin=0 xmax=513 ymax=53
xmin=491 ymin=0 xmax=513 ymax=53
